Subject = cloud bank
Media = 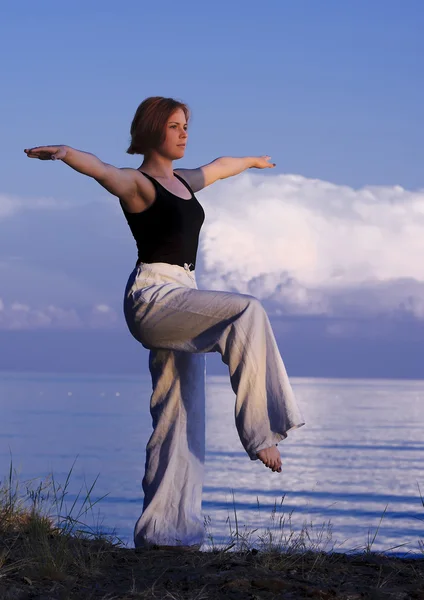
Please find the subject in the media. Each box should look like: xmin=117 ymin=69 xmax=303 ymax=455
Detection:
xmin=0 ymin=299 xmax=119 ymax=330
xmin=1 ymin=172 xmax=424 ymax=328
xmin=198 ymin=173 xmax=424 ymax=320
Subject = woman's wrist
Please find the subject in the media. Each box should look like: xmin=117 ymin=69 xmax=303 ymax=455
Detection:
xmin=247 ymin=157 xmax=260 ymax=169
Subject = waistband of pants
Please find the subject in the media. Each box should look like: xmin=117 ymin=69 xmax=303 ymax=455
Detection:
xmin=135 ymin=261 xmax=196 ymax=283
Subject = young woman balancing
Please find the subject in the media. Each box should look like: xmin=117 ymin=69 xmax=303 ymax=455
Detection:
xmin=24 ymin=96 xmax=305 ymax=550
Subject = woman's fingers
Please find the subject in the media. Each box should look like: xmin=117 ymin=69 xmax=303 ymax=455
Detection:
xmin=24 ymin=152 xmax=45 ymax=159
xmin=24 ymin=148 xmax=47 ymax=158
xmin=264 ymin=155 xmax=276 ymax=168
xmin=24 ymin=146 xmax=65 ymax=160
xmin=25 ymin=147 xmax=44 ymax=155
xmin=256 ymin=155 xmax=276 ymax=169
xmin=25 ymin=151 xmax=50 ymax=160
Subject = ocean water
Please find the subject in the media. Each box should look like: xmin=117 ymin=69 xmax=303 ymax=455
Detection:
xmin=0 ymin=371 xmax=423 ymax=555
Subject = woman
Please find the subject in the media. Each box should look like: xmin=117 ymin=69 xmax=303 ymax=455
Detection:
xmin=24 ymin=96 xmax=305 ymax=550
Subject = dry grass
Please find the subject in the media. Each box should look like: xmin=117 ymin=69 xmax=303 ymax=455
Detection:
xmin=1 ymin=457 xmax=424 ymax=600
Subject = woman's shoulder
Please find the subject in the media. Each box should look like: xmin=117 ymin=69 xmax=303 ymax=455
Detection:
xmin=119 ymin=168 xmax=157 ymax=213
xmin=173 ymin=169 xmax=200 ymax=192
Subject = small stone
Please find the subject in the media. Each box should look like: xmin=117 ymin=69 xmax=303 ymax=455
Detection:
xmin=223 ymin=578 xmax=251 ymax=590
xmin=251 ymin=578 xmax=289 ymax=592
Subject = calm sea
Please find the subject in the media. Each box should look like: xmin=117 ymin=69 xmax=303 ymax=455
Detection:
xmin=1 ymin=371 xmax=423 ymax=555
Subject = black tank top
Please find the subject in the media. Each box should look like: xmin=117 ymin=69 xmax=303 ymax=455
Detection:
xmin=119 ymin=171 xmax=205 ymax=269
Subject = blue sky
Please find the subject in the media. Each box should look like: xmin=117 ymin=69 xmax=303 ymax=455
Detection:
xmin=1 ymin=1 xmax=424 ymax=378
xmin=3 ymin=0 xmax=424 ymax=195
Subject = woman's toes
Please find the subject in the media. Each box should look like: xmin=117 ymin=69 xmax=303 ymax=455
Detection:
xmin=256 ymin=446 xmax=282 ymax=472
xmin=273 ymin=460 xmax=282 ymax=472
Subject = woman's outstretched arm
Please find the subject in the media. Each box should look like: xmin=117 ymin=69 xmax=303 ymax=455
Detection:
xmin=24 ymin=145 xmax=139 ymax=201
xmin=175 ymin=155 xmax=276 ymax=193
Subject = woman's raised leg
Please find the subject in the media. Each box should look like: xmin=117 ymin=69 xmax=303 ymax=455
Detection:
xmin=126 ymin=283 xmax=305 ymax=461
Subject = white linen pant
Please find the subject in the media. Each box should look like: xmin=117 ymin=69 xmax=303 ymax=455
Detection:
xmin=123 ymin=261 xmax=305 ymax=548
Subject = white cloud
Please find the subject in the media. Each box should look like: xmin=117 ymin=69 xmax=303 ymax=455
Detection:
xmin=11 ymin=302 xmax=30 ymax=311
xmin=0 ymin=195 xmax=16 ymax=219
xmin=0 ymin=300 xmax=120 ymax=330
xmin=197 ymin=173 xmax=424 ymax=319
xmin=88 ymin=304 xmax=119 ymax=329
xmin=0 ymin=192 xmax=69 ymax=220
xmin=0 ymin=301 xmax=82 ymax=330
xmin=94 ymin=304 xmax=112 ymax=313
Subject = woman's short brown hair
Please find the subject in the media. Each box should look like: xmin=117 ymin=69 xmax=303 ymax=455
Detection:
xmin=126 ymin=96 xmax=190 ymax=155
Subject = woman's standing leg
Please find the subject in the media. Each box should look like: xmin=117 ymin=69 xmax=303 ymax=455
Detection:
xmin=134 ymin=348 xmax=206 ymax=548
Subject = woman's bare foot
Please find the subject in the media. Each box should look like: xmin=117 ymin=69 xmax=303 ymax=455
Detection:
xmin=256 ymin=445 xmax=282 ymax=472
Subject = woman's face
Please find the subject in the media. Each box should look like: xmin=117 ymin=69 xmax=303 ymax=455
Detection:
xmin=160 ymin=108 xmax=188 ymax=159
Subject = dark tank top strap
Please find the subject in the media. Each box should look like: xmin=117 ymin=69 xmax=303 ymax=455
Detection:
xmin=173 ymin=172 xmax=195 ymax=197
xmin=138 ymin=171 xmax=157 ymax=184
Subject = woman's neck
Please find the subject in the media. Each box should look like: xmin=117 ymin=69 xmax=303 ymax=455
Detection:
xmin=139 ymin=153 xmax=174 ymax=179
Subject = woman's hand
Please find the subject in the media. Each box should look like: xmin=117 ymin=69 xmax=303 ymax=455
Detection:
xmin=253 ymin=155 xmax=276 ymax=169
xmin=24 ymin=145 xmax=68 ymax=161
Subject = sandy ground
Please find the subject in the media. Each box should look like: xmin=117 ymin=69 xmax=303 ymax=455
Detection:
xmin=1 ymin=535 xmax=424 ymax=600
